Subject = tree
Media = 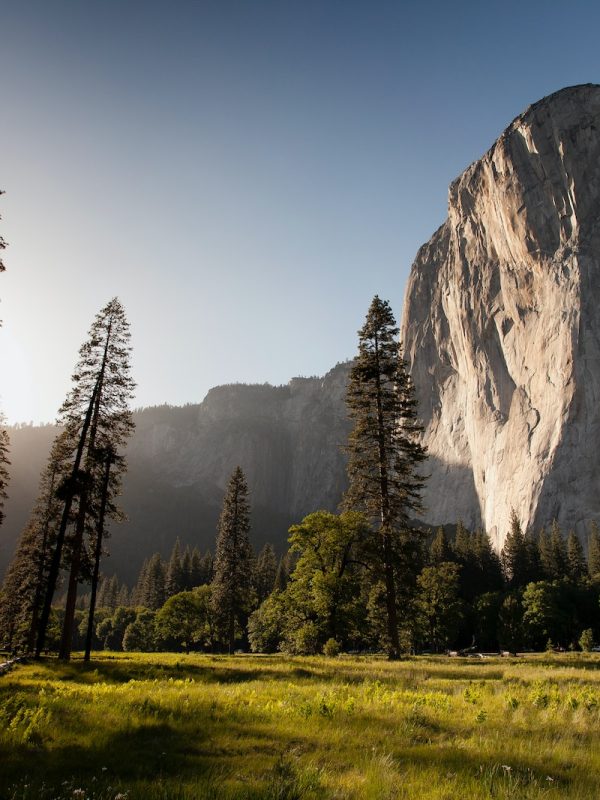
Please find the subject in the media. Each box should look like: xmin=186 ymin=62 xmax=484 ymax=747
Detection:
xmin=522 ymin=581 xmax=570 ymax=650
xmin=284 ymin=511 xmax=369 ymax=648
xmin=566 ymin=531 xmax=586 ymax=583
xmin=546 ymin=520 xmax=568 ymax=580
xmin=211 ymin=466 xmax=255 ymax=653
xmin=96 ymin=606 xmax=137 ymax=651
xmin=501 ymin=510 xmax=529 ymax=587
xmin=254 ymin=543 xmax=278 ymax=604
xmin=430 ymin=528 xmax=452 ymax=564
xmin=273 ymin=552 xmax=291 ymax=592
xmin=97 ymin=574 xmax=120 ymax=609
xmin=165 ymin=539 xmax=185 ymax=598
xmin=497 ymin=594 xmax=523 ymax=655
xmin=587 ymin=522 xmax=600 ymax=578
xmin=181 ymin=546 xmax=193 ymax=590
xmin=0 ymin=434 xmax=70 ymax=651
xmin=199 ymin=550 xmax=214 ymax=585
xmin=36 ymin=298 xmax=134 ymax=659
xmin=416 ymin=562 xmax=463 ymax=652
xmin=156 ymin=589 xmax=213 ymax=653
xmin=0 ymin=414 xmax=9 ymax=528
xmin=248 ymin=592 xmax=287 ymax=653
xmin=139 ymin=553 xmax=167 ymax=610
xmin=344 ymin=296 xmax=427 ymax=659
xmin=122 ymin=609 xmax=157 ymax=652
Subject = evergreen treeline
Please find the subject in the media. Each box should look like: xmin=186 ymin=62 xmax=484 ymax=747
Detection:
xmin=10 ymin=509 xmax=598 ymax=656
xmin=1 ymin=293 xmax=599 ymax=658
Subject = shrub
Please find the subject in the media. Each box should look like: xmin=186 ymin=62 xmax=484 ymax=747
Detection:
xmin=579 ymin=628 xmax=594 ymax=652
xmin=322 ymin=638 xmax=341 ymax=657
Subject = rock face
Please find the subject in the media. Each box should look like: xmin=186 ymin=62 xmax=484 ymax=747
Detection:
xmin=2 ymin=364 xmax=350 ymax=583
xmin=401 ymin=84 xmax=600 ymax=548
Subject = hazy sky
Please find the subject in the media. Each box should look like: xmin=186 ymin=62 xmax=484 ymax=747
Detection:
xmin=1 ymin=0 xmax=599 ymax=423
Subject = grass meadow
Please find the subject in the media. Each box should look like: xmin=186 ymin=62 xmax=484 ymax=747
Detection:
xmin=1 ymin=652 xmax=600 ymax=800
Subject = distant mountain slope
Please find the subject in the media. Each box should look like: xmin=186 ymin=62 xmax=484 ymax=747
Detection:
xmin=1 ymin=363 xmax=350 ymax=584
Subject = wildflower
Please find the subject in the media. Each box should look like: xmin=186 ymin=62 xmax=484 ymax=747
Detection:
xmin=72 ymin=790 xmax=85 ymax=798
xmin=501 ymin=765 xmax=512 ymax=772
xmin=546 ymin=776 xmax=555 ymax=782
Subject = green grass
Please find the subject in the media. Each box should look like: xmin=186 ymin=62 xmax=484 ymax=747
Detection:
xmin=1 ymin=652 xmax=600 ymax=799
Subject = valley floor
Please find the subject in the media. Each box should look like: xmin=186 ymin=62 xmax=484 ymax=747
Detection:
xmin=1 ymin=652 xmax=600 ymax=799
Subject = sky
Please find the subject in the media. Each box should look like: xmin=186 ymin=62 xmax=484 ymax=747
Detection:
xmin=1 ymin=0 xmax=599 ymax=424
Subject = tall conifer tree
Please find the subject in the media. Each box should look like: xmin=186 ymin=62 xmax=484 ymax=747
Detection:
xmin=344 ymin=296 xmax=427 ymax=659
xmin=255 ymin=543 xmax=278 ymax=603
xmin=588 ymin=521 xmax=600 ymax=577
xmin=501 ymin=510 xmax=529 ymax=587
xmin=566 ymin=531 xmax=586 ymax=583
xmin=165 ymin=539 xmax=185 ymax=597
xmin=0 ymin=415 xmax=10 ymax=529
xmin=211 ymin=466 xmax=254 ymax=653
xmin=35 ymin=298 xmax=134 ymax=659
xmin=0 ymin=433 xmax=71 ymax=650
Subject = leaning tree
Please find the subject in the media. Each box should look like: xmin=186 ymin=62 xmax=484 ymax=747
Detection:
xmin=344 ymin=295 xmax=427 ymax=659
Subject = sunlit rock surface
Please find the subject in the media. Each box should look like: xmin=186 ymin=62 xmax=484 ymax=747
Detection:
xmin=401 ymin=84 xmax=600 ymax=548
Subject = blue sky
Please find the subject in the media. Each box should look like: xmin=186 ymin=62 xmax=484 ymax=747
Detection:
xmin=1 ymin=0 xmax=599 ymax=423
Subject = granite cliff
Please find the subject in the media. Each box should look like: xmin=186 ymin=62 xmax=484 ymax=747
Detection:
xmin=401 ymin=84 xmax=600 ymax=548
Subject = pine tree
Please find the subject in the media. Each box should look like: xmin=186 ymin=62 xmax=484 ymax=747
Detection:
xmin=587 ymin=521 xmax=600 ymax=578
xmin=132 ymin=559 xmax=150 ymax=606
xmin=549 ymin=520 xmax=567 ymax=580
xmin=344 ymin=296 xmax=427 ymax=659
xmin=116 ymin=583 xmax=130 ymax=607
xmin=255 ymin=543 xmax=278 ymax=604
xmin=538 ymin=527 xmax=554 ymax=579
xmin=141 ymin=554 xmax=167 ymax=610
xmin=189 ymin=548 xmax=204 ymax=587
xmin=211 ymin=467 xmax=255 ymax=653
xmin=273 ymin=553 xmax=291 ymax=592
xmin=165 ymin=539 xmax=185 ymax=597
xmin=0 ymin=434 xmax=70 ymax=651
xmin=566 ymin=531 xmax=586 ymax=583
xmin=0 ymin=415 xmax=9 ymax=528
xmin=35 ymin=298 xmax=134 ymax=659
xmin=501 ymin=510 xmax=529 ymax=588
xmin=199 ymin=550 xmax=214 ymax=584
xmin=452 ymin=520 xmax=471 ymax=563
xmin=430 ymin=528 xmax=452 ymax=565
xmin=181 ymin=546 xmax=193 ymax=590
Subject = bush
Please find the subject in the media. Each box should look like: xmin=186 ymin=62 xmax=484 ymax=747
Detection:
xmin=579 ymin=628 xmax=594 ymax=652
xmin=322 ymin=638 xmax=341 ymax=657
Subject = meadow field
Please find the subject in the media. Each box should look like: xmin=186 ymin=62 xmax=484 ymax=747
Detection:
xmin=1 ymin=652 xmax=600 ymax=800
